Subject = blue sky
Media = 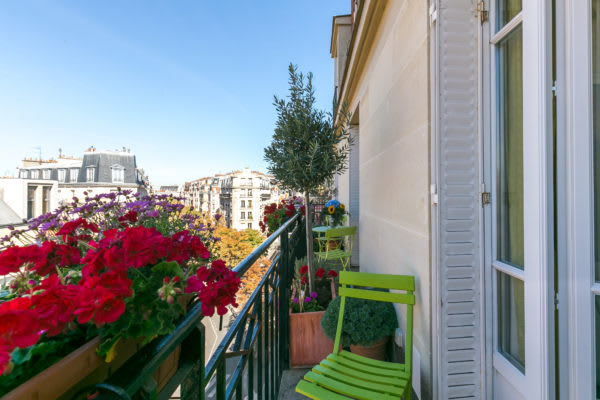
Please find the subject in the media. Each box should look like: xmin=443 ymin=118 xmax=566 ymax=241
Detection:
xmin=0 ymin=1 xmax=349 ymax=186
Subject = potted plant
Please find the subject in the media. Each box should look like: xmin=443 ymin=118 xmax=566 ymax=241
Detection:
xmin=264 ymin=63 xmax=353 ymax=293
xmin=258 ymin=197 xmax=305 ymax=236
xmin=320 ymin=199 xmax=347 ymax=227
xmin=288 ymin=258 xmax=338 ymax=367
xmin=0 ymin=190 xmax=241 ymax=399
xmin=321 ymin=295 xmax=398 ymax=361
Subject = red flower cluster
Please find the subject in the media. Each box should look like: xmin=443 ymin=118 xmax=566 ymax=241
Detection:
xmin=0 ymin=225 xmax=221 ymax=376
xmin=81 ymin=227 xmax=208 ymax=276
xmin=56 ymin=218 xmax=99 ymax=243
xmin=0 ymin=241 xmax=81 ymax=277
xmin=259 ymin=198 xmax=303 ymax=235
xmin=186 ymin=259 xmax=240 ymax=317
xmin=298 ymin=265 xmax=338 ymax=286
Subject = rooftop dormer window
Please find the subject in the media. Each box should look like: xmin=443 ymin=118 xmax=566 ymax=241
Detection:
xmin=43 ymin=169 xmax=51 ymax=180
xmin=111 ymin=164 xmax=124 ymax=183
xmin=20 ymin=170 xmax=28 ymax=179
xmin=30 ymin=169 xmax=39 ymax=179
xmin=86 ymin=167 xmax=95 ymax=182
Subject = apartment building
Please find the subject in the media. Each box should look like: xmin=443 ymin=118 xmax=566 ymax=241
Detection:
xmin=218 ymin=168 xmax=276 ymax=231
xmin=331 ymin=0 xmax=600 ymax=398
xmin=16 ymin=147 xmax=149 ymax=204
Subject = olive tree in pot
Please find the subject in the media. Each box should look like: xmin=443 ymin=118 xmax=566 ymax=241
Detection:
xmin=321 ymin=296 xmax=398 ymax=361
xmin=264 ymin=63 xmax=352 ymax=292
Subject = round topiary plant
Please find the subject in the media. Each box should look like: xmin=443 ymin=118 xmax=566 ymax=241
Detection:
xmin=320 ymin=296 xmax=398 ymax=347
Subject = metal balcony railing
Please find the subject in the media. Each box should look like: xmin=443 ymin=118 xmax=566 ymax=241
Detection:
xmin=76 ymin=213 xmax=305 ymax=400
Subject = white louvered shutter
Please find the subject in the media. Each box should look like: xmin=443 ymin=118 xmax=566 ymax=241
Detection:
xmin=437 ymin=1 xmax=483 ymax=398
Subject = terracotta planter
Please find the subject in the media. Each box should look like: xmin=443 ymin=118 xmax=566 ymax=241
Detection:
xmin=289 ymin=310 xmax=333 ymax=368
xmin=350 ymin=336 xmax=389 ymax=361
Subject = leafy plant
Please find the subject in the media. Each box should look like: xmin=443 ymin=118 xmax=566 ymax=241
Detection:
xmin=264 ymin=63 xmax=352 ymax=292
xmin=321 ymin=296 xmax=398 ymax=347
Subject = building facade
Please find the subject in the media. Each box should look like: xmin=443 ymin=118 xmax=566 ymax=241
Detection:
xmin=218 ymin=168 xmax=276 ymax=231
xmin=16 ymin=147 xmax=149 ymax=205
xmin=331 ymin=0 xmax=600 ymax=399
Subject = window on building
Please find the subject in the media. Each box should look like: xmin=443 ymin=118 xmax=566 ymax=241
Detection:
xmin=248 ymin=200 xmax=252 ymax=207
xmin=42 ymin=169 xmax=50 ymax=180
xmin=241 ymin=212 xmax=245 ymax=219
xmin=27 ymin=186 xmax=35 ymax=219
xmin=86 ymin=167 xmax=95 ymax=182
xmin=30 ymin=170 xmax=39 ymax=179
xmin=247 ymin=223 xmax=252 ymax=229
xmin=58 ymin=169 xmax=66 ymax=182
xmin=112 ymin=165 xmax=124 ymax=183
xmin=20 ymin=170 xmax=28 ymax=179
xmin=42 ymin=186 xmax=51 ymax=214
xmin=241 ymin=200 xmax=246 ymax=208
xmin=248 ymin=211 xmax=253 ymax=220
xmin=248 ymin=189 xmax=252 ymax=196
xmin=70 ymin=168 xmax=79 ymax=182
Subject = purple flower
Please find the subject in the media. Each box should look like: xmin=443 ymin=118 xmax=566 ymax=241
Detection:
xmin=292 ymin=298 xmax=299 ymax=304
xmin=214 ymin=214 xmax=222 ymax=221
xmin=304 ymin=297 xmax=311 ymax=303
xmin=311 ymin=292 xmax=318 ymax=299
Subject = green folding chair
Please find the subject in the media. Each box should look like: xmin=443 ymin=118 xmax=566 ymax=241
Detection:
xmin=314 ymin=226 xmax=356 ymax=270
xmin=296 ymin=271 xmax=414 ymax=400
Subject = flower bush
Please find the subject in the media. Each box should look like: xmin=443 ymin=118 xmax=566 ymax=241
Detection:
xmin=259 ymin=197 xmax=305 ymax=236
xmin=289 ymin=258 xmax=337 ymax=313
xmin=0 ymin=190 xmax=240 ymax=392
xmin=320 ymin=199 xmax=346 ymax=227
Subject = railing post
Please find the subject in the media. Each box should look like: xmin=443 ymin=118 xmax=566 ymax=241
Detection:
xmin=279 ymin=223 xmax=291 ymax=371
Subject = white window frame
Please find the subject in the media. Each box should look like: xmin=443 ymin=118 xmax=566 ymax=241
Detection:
xmin=86 ymin=167 xmax=95 ymax=182
xmin=20 ymin=170 xmax=28 ymax=179
xmin=30 ymin=169 xmax=39 ymax=179
xmin=42 ymin=169 xmax=51 ymax=180
xmin=70 ymin=168 xmax=79 ymax=182
xmin=482 ymin=1 xmax=554 ymax=398
xmin=111 ymin=164 xmax=124 ymax=183
xmin=58 ymin=169 xmax=66 ymax=183
xmin=564 ymin=1 xmax=597 ymax=398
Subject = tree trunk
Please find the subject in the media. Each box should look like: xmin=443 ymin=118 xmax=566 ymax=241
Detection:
xmin=304 ymin=191 xmax=314 ymax=293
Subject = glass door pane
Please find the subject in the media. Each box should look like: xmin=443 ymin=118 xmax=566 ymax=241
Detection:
xmin=494 ymin=16 xmax=525 ymax=372
xmin=498 ymin=27 xmax=524 ymax=270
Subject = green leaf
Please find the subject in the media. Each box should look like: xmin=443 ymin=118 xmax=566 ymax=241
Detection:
xmin=151 ymin=261 xmax=184 ymax=278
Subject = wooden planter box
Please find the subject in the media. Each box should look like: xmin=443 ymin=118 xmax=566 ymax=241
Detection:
xmin=2 ymin=295 xmax=194 ymax=400
xmin=289 ymin=310 xmax=333 ymax=368
xmin=2 ymin=336 xmax=181 ymax=400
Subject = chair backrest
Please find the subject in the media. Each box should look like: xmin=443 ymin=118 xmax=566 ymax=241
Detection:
xmin=325 ymin=226 xmax=356 ymax=239
xmin=333 ymin=271 xmax=415 ymax=374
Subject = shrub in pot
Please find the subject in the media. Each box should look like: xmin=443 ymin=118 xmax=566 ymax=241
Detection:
xmin=321 ymin=295 xmax=398 ymax=360
xmin=288 ymin=258 xmax=337 ymax=367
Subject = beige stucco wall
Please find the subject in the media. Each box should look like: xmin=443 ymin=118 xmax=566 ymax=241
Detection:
xmin=342 ymin=1 xmax=431 ymax=397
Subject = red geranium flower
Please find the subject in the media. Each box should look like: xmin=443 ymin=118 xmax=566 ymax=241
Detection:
xmin=299 ymin=265 xmax=308 ymax=274
xmin=316 ymin=268 xmax=325 ymax=278
xmin=328 ymin=270 xmax=338 ymax=278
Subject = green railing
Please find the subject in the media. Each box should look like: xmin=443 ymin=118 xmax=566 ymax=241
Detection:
xmin=76 ymin=213 xmax=305 ymax=400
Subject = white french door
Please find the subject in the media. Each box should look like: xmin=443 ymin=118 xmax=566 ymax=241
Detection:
xmin=565 ymin=0 xmax=600 ymax=398
xmin=484 ymin=0 xmax=554 ymax=398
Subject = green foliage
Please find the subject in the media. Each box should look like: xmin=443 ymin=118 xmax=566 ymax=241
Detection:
xmin=264 ymin=63 xmax=353 ymax=194
xmin=321 ymin=296 xmax=398 ymax=347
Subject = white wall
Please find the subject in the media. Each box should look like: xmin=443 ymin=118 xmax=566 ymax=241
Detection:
xmin=341 ymin=1 xmax=432 ymax=396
